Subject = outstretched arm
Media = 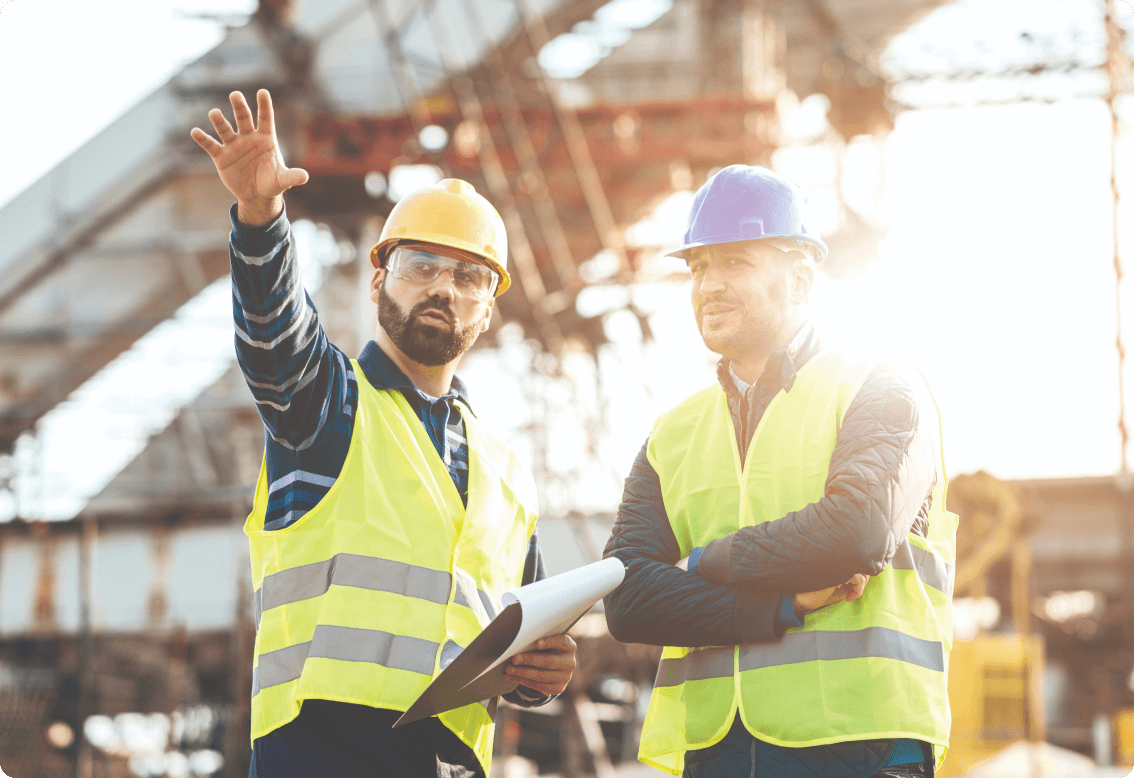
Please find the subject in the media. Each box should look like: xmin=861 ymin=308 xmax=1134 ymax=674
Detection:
xmin=696 ymin=360 xmax=938 ymax=593
xmin=193 ymin=90 xmax=342 ymax=450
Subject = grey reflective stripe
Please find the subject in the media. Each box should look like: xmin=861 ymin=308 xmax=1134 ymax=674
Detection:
xmin=478 ymin=589 xmax=499 ymax=621
xmin=655 ymin=627 xmax=945 ymax=690
xmin=310 ymin=625 xmax=437 ymax=674
xmin=254 ymin=555 xmax=452 ymax=625
xmin=254 ymin=587 xmax=264 ymax=626
xmin=453 ymin=569 xmax=498 ymax=621
xmin=251 ymin=626 xmax=439 ymax=697
xmin=453 ymin=570 xmax=483 ymax=618
xmin=654 ymin=647 xmax=733 ymax=688
xmin=739 ymin=627 xmax=944 ymax=673
xmin=252 ymin=641 xmax=311 ymax=696
xmin=440 ymin=639 xmax=464 ymax=669
xmin=892 ymin=542 xmax=953 ymax=596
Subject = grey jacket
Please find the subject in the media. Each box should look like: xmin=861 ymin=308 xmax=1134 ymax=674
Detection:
xmin=603 ymin=323 xmax=939 ymax=643
xmin=601 ymin=323 xmax=940 ymax=775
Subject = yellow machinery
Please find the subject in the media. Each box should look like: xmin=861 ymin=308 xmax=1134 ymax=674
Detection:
xmin=1114 ymin=708 xmax=1134 ymax=767
xmin=937 ymin=474 xmax=1046 ymax=777
xmin=939 ymin=634 xmax=1046 ymax=777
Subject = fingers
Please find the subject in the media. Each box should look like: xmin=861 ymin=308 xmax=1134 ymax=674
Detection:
xmin=189 ymin=127 xmax=223 ymax=157
xmin=204 ymin=91 xmax=264 ymax=146
xmin=507 ymin=636 xmax=576 ymax=678
xmin=230 ymin=90 xmax=256 ymax=134
xmin=208 ymin=108 xmax=236 ymax=143
xmin=540 ymin=634 xmax=577 ymax=652
xmin=510 ymin=635 xmax=577 ymax=666
xmin=506 ymin=636 xmax=576 ymax=695
xmin=798 ymin=574 xmax=874 ymax=613
xmin=257 ymin=89 xmax=275 ymax=136
xmin=506 ymin=665 xmax=566 ymax=685
xmin=505 ymin=667 xmax=572 ymax=695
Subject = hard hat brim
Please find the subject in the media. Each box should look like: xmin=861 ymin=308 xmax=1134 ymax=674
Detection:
xmin=666 ymin=236 xmax=829 ymax=263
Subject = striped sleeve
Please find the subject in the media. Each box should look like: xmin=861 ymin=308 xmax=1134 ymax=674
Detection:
xmin=229 ymin=203 xmax=346 ymax=451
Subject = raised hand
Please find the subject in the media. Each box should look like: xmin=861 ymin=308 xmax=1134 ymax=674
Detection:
xmin=190 ymin=89 xmax=309 ymax=225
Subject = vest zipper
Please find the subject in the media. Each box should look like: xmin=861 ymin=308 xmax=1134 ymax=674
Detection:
xmin=739 ymin=385 xmax=757 ymax=465
xmin=749 ymin=735 xmax=757 ymax=778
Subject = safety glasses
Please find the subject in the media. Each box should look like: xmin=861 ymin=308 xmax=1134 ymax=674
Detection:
xmin=387 ymin=246 xmax=499 ymax=302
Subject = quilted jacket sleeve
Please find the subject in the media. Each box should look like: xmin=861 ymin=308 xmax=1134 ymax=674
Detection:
xmin=696 ymin=359 xmax=939 ymax=593
xmin=602 ymin=440 xmax=784 ymax=648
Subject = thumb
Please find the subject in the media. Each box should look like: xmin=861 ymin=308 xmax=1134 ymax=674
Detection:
xmin=844 ymin=574 xmax=869 ymax=601
xmin=281 ymin=167 xmax=310 ymax=189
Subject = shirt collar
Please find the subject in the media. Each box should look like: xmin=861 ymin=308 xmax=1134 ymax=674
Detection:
xmin=727 ymin=362 xmax=752 ymax=396
xmin=357 ymin=340 xmax=474 ymax=410
xmin=716 ymin=321 xmax=822 ymax=397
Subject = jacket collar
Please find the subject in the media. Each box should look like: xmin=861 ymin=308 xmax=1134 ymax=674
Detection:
xmin=357 ymin=340 xmax=474 ymax=409
xmin=716 ymin=321 xmax=823 ymax=397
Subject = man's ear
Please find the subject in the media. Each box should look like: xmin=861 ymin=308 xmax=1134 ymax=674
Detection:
xmin=369 ymin=266 xmax=384 ymax=304
xmin=791 ymin=260 xmax=814 ymax=305
xmin=480 ymin=299 xmax=494 ymax=333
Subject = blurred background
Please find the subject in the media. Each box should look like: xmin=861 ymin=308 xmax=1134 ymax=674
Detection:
xmin=0 ymin=0 xmax=1133 ymax=775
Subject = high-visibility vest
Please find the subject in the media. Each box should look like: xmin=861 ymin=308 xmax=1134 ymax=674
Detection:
xmin=639 ymin=348 xmax=957 ymax=775
xmin=244 ymin=360 xmax=539 ymax=773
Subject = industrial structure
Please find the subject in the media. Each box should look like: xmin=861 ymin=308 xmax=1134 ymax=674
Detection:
xmin=0 ymin=0 xmax=1132 ymax=776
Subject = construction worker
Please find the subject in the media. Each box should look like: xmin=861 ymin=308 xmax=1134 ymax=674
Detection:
xmin=603 ymin=165 xmax=957 ymax=777
xmin=190 ymin=89 xmax=576 ymax=778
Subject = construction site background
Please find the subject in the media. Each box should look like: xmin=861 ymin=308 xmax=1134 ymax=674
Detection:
xmin=0 ymin=0 xmax=1133 ymax=775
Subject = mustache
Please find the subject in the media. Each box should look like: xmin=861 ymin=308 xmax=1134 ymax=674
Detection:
xmin=699 ymin=294 xmax=741 ymax=308
xmin=410 ymin=298 xmax=455 ymax=323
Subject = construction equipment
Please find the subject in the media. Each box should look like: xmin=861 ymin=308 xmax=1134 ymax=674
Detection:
xmin=941 ymin=634 xmax=1047 ymax=778
xmin=939 ymin=473 xmax=1045 ymax=778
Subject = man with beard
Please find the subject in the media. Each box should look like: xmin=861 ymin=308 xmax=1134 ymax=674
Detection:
xmin=602 ymin=165 xmax=957 ymax=777
xmin=191 ymin=89 xmax=576 ymax=778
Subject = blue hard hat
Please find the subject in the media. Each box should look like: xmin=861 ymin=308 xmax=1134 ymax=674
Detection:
xmin=667 ymin=165 xmax=828 ymax=262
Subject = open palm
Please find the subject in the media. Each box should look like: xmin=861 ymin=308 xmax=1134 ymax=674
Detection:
xmin=190 ymin=89 xmax=308 ymax=217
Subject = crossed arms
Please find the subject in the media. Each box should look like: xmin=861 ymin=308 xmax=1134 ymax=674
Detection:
xmin=602 ymin=360 xmax=939 ymax=648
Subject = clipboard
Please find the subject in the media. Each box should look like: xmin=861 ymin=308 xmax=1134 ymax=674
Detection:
xmin=395 ymin=557 xmax=625 ymax=726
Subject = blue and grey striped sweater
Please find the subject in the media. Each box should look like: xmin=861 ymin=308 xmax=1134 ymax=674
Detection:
xmin=229 ymin=203 xmax=548 ymax=708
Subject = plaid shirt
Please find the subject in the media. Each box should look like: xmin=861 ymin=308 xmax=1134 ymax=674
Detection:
xmin=229 ymin=204 xmax=548 ymax=707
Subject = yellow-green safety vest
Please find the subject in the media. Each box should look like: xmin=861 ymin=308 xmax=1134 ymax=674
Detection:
xmin=245 ymin=360 xmax=539 ymax=773
xmin=640 ymin=348 xmax=957 ymax=775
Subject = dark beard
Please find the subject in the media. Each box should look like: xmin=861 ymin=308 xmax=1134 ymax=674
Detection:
xmin=378 ymin=281 xmax=481 ymax=366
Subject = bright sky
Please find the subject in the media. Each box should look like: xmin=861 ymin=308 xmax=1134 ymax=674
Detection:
xmin=0 ymin=0 xmax=1132 ymax=520
xmin=818 ymin=99 xmax=1128 ymax=480
xmin=0 ymin=0 xmax=257 ymax=209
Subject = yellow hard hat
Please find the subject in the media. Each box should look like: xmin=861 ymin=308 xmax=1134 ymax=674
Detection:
xmin=369 ymin=179 xmax=511 ymax=296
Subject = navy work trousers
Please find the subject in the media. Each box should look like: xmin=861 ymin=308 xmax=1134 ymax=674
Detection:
xmin=682 ymin=716 xmax=933 ymax=778
xmin=248 ymin=700 xmax=483 ymax=778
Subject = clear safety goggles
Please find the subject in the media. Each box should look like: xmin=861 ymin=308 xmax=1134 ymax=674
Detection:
xmin=387 ymin=245 xmax=499 ymax=302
